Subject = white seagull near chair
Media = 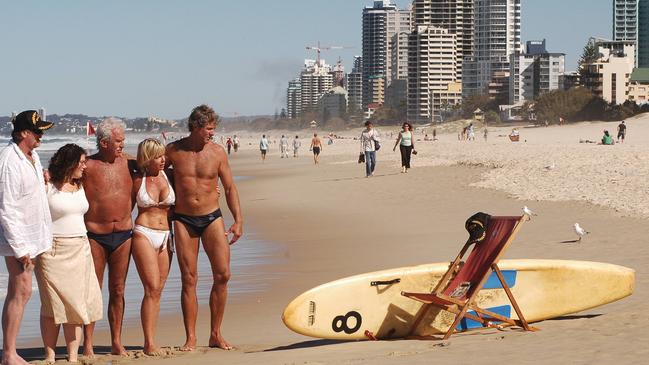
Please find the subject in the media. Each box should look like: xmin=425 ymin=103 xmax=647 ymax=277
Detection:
xmin=574 ymin=223 xmax=590 ymax=242
xmin=523 ymin=206 xmax=537 ymax=217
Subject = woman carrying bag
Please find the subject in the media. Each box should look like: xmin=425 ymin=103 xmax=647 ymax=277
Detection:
xmin=393 ymin=122 xmax=416 ymax=173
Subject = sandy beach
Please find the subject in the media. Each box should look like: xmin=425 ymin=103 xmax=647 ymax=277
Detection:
xmin=16 ymin=115 xmax=649 ymax=364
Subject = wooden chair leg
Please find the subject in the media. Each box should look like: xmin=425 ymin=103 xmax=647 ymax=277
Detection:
xmin=492 ymin=264 xmax=532 ymax=331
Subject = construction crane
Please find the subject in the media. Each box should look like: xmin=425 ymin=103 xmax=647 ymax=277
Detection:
xmin=306 ymin=41 xmax=353 ymax=65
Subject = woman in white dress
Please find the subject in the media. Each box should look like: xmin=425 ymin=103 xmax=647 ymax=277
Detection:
xmin=36 ymin=144 xmax=103 ymax=363
xmin=131 ymin=138 xmax=175 ymax=355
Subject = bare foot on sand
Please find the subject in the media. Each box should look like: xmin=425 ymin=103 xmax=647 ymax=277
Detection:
xmin=179 ymin=337 xmax=196 ymax=352
xmin=111 ymin=343 xmax=129 ymax=356
xmin=209 ymin=334 xmax=234 ymax=350
xmin=144 ymin=346 xmax=167 ymax=356
xmin=1 ymin=352 xmax=31 ymax=365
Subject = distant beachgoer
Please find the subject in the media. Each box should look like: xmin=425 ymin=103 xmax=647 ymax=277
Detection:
xmin=432 ymin=128 xmax=437 ymax=141
xmin=559 ymin=117 xmax=565 ymax=126
xmin=467 ymin=123 xmax=475 ymax=141
xmin=166 ymin=104 xmax=242 ymax=351
xmin=259 ymin=134 xmax=269 ymax=162
xmin=132 ymin=139 xmax=175 ymax=355
xmin=226 ymin=137 xmax=233 ymax=155
xmin=424 ymin=134 xmax=431 ymax=141
xmin=83 ymin=117 xmax=134 ymax=357
xmin=0 ymin=110 xmax=53 ymax=365
xmin=617 ymin=121 xmax=626 ymax=143
xmin=280 ymin=135 xmax=289 ymax=158
xmin=37 ymin=144 xmax=102 ymax=364
xmin=360 ymin=121 xmax=380 ymax=177
xmin=393 ymin=122 xmax=415 ymax=173
xmin=310 ymin=133 xmax=323 ymax=165
xmin=233 ymin=135 xmax=240 ymax=152
xmin=483 ymin=128 xmax=488 ymax=142
xmin=601 ymin=130 xmax=614 ymax=145
xmin=292 ymin=135 xmax=301 ymax=157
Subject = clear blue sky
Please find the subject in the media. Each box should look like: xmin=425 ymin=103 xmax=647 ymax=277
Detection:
xmin=0 ymin=0 xmax=612 ymax=119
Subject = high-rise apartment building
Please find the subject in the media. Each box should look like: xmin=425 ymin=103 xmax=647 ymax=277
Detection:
xmin=362 ymin=0 xmax=411 ymax=108
xmin=390 ymin=32 xmax=410 ymax=83
xmin=640 ymin=0 xmax=649 ymax=67
xmin=510 ymin=40 xmax=565 ymax=104
xmin=407 ymin=26 xmax=459 ymax=123
xmin=286 ymin=78 xmax=302 ymax=119
xmin=346 ymin=56 xmax=364 ymax=113
xmin=583 ymin=38 xmax=636 ymax=104
xmin=286 ymin=60 xmax=334 ymax=119
xmin=613 ymin=0 xmax=649 ymax=67
xmin=464 ymin=0 xmax=521 ymax=100
xmin=411 ymin=0 xmax=474 ymax=82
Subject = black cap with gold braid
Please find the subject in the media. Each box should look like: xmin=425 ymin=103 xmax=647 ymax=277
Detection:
xmin=11 ymin=110 xmax=54 ymax=134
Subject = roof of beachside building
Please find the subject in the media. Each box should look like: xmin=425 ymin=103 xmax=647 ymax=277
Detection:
xmin=630 ymin=68 xmax=649 ymax=83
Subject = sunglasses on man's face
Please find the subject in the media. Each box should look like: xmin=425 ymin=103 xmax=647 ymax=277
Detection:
xmin=32 ymin=129 xmax=44 ymax=136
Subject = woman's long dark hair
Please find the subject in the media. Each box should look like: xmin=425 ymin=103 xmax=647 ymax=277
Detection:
xmin=48 ymin=143 xmax=86 ymax=187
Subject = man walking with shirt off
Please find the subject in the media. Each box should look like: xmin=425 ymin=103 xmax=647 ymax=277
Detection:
xmin=0 ymin=110 xmax=53 ymax=365
xmin=166 ymin=105 xmax=243 ymax=351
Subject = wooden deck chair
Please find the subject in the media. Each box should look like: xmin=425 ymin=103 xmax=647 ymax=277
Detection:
xmin=401 ymin=214 xmax=537 ymax=340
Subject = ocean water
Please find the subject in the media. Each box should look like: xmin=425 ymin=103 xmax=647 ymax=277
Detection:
xmin=0 ymin=135 xmax=281 ymax=343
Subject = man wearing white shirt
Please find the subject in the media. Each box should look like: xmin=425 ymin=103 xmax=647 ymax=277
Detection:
xmin=0 ymin=110 xmax=53 ymax=365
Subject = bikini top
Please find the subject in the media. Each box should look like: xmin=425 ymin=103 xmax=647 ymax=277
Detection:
xmin=136 ymin=171 xmax=175 ymax=208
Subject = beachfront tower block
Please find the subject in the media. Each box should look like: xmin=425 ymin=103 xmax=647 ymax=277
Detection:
xmin=463 ymin=0 xmax=521 ymax=100
xmin=346 ymin=56 xmax=364 ymax=114
xmin=583 ymin=38 xmax=636 ymax=105
xmin=509 ymin=40 xmax=565 ymax=105
xmin=613 ymin=0 xmax=649 ymax=67
xmin=407 ymin=26 xmax=460 ymax=123
xmin=411 ymin=0 xmax=474 ymax=84
xmin=362 ymin=0 xmax=411 ymax=108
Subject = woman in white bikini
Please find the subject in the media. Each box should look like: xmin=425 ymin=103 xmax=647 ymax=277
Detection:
xmin=131 ymin=138 xmax=175 ymax=355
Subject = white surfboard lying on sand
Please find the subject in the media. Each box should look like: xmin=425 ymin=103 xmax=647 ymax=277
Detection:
xmin=282 ymin=259 xmax=635 ymax=340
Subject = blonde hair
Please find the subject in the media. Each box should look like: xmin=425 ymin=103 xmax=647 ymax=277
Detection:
xmin=136 ymin=138 xmax=165 ymax=172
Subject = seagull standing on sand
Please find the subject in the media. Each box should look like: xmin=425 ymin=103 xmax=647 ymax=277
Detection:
xmin=523 ymin=206 xmax=537 ymax=217
xmin=544 ymin=161 xmax=556 ymax=171
xmin=574 ymin=223 xmax=590 ymax=241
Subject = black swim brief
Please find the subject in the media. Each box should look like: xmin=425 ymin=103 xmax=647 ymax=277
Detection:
xmin=87 ymin=230 xmax=133 ymax=254
xmin=172 ymin=208 xmax=223 ymax=236
xmin=313 ymin=146 xmax=321 ymax=155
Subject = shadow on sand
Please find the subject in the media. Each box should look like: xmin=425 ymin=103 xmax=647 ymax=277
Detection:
xmin=17 ymin=345 xmax=142 ymax=362
xmin=260 ymin=339 xmax=349 ymax=353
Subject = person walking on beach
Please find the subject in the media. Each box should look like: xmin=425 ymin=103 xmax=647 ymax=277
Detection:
xmin=37 ymin=144 xmax=102 ymax=363
xmin=226 ymin=137 xmax=233 ymax=155
xmin=617 ymin=121 xmax=626 ymax=143
xmin=233 ymin=135 xmax=240 ymax=152
xmin=166 ymin=104 xmax=243 ymax=351
xmin=131 ymin=139 xmax=174 ymax=356
xmin=393 ymin=122 xmax=415 ymax=173
xmin=0 ymin=110 xmax=53 ymax=365
xmin=483 ymin=127 xmax=488 ymax=142
xmin=83 ymin=117 xmax=134 ymax=357
xmin=310 ymin=133 xmax=323 ymax=165
xmin=360 ymin=121 xmax=380 ymax=177
xmin=467 ymin=123 xmax=475 ymax=141
xmin=292 ymin=135 xmax=301 ymax=157
xmin=279 ymin=135 xmax=289 ymax=158
xmin=259 ymin=134 xmax=269 ymax=162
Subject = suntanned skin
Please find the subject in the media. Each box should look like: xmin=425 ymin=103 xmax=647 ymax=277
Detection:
xmin=166 ymin=120 xmax=243 ymax=351
xmin=82 ymin=128 xmax=133 ymax=357
xmin=310 ymin=135 xmax=323 ymax=165
xmin=131 ymin=154 xmax=173 ymax=356
xmin=2 ymin=129 xmax=43 ymax=365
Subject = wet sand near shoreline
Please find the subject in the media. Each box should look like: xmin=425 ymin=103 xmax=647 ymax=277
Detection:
xmin=14 ymin=122 xmax=649 ymax=364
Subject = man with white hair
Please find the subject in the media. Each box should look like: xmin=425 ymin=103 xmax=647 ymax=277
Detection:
xmin=82 ymin=117 xmax=135 ymax=357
